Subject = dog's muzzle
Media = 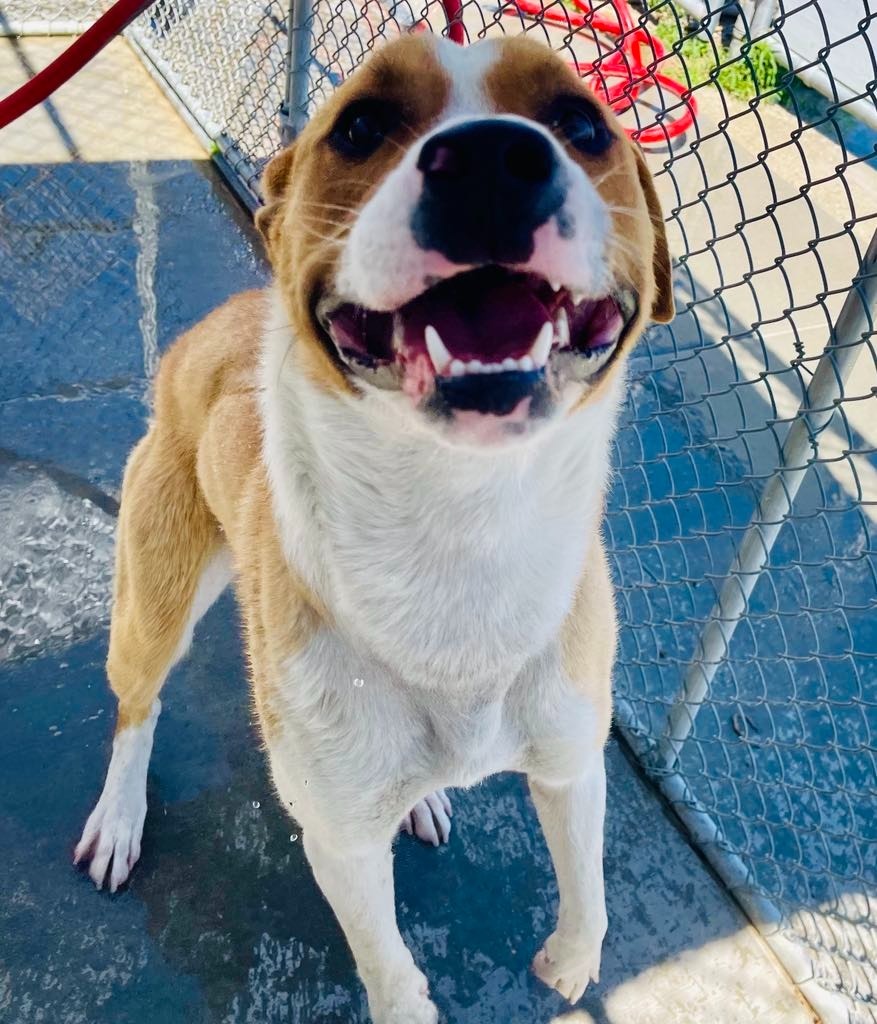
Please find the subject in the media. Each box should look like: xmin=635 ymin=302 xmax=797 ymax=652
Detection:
xmin=411 ymin=119 xmax=567 ymax=266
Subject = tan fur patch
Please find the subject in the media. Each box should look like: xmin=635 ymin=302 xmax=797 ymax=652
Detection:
xmin=259 ymin=35 xmax=452 ymax=397
xmin=485 ymin=37 xmax=673 ymax=346
xmin=107 ymin=290 xmax=323 ymax=738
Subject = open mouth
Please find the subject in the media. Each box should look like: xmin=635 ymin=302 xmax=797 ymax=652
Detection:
xmin=317 ymin=267 xmax=638 ymax=418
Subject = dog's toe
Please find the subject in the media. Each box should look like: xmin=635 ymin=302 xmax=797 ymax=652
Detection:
xmin=400 ymin=789 xmax=452 ymax=846
xmin=370 ymin=966 xmax=438 ymax=1024
xmin=532 ymin=930 xmax=603 ymax=1004
xmin=74 ymin=795 xmax=146 ymax=892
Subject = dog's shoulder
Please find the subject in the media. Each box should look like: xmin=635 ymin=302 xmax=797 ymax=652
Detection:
xmin=153 ymin=288 xmax=268 ymax=443
xmin=148 ymin=288 xmax=270 ymax=533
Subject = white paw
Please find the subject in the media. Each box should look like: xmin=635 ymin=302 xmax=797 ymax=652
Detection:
xmin=400 ymin=789 xmax=452 ymax=847
xmin=532 ymin=927 xmax=605 ymax=1004
xmin=74 ymin=788 xmax=147 ymax=892
xmin=370 ymin=967 xmax=438 ymax=1024
xmin=73 ymin=710 xmax=158 ymax=892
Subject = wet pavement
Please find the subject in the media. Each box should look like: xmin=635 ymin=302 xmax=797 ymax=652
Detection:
xmin=0 ymin=36 xmax=817 ymax=1024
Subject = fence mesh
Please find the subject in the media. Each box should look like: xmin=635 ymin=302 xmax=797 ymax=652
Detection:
xmin=4 ymin=1 xmax=876 ymax=1021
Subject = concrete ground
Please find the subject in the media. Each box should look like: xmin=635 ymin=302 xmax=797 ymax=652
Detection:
xmin=0 ymin=33 xmax=820 ymax=1024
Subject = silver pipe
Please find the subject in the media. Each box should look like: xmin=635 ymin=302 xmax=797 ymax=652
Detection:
xmin=771 ymin=47 xmax=877 ymax=130
xmin=283 ymin=0 xmax=314 ymax=142
xmin=632 ymin=736 xmax=857 ymax=1024
xmin=0 ymin=19 xmax=89 ymax=36
xmin=728 ymin=0 xmax=778 ymax=58
xmin=657 ymin=228 xmax=877 ymax=772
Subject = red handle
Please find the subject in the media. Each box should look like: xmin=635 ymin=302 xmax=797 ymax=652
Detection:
xmin=0 ymin=0 xmax=156 ymax=131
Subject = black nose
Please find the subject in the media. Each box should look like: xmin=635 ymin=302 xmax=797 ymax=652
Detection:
xmin=411 ymin=119 xmax=567 ymax=265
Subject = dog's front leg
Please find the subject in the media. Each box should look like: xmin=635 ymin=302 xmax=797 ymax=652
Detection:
xmin=304 ymin=831 xmax=437 ymax=1024
xmin=528 ymin=753 xmax=608 ymax=1004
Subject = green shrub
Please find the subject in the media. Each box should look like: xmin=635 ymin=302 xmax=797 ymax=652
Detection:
xmin=649 ymin=2 xmax=783 ymax=102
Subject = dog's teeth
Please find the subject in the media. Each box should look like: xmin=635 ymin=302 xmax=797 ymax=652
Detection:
xmin=555 ymin=308 xmax=570 ymax=349
xmin=502 ymin=357 xmax=518 ymax=371
xmin=450 ymin=359 xmax=466 ymax=377
xmin=550 ymin=280 xmax=562 ymax=293
xmin=519 ymin=355 xmax=534 ymax=372
xmin=529 ymin=322 xmax=553 ymax=368
xmin=424 ymin=325 xmax=452 ymax=375
xmin=467 ymin=359 xmax=484 ymax=373
xmin=392 ymin=314 xmax=405 ymax=352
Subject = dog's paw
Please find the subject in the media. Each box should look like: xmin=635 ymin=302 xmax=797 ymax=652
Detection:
xmin=532 ymin=927 xmax=605 ymax=1004
xmin=374 ymin=993 xmax=438 ymax=1024
xmin=370 ymin=967 xmax=438 ymax=1024
xmin=74 ymin=791 xmax=147 ymax=892
xmin=400 ymin=789 xmax=452 ymax=846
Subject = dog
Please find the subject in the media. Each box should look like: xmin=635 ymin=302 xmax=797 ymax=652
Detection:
xmin=74 ymin=32 xmax=672 ymax=1024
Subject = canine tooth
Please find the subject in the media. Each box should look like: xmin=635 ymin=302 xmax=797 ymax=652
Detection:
xmin=468 ymin=359 xmax=484 ymax=373
xmin=424 ymin=325 xmax=452 ymax=374
xmin=550 ymin=280 xmax=562 ymax=292
xmin=450 ymin=359 xmax=466 ymax=377
xmin=519 ymin=355 xmax=534 ymax=372
xmin=555 ymin=308 xmax=570 ymax=348
xmin=529 ymin=322 xmax=553 ymax=368
xmin=502 ymin=357 xmax=518 ymax=371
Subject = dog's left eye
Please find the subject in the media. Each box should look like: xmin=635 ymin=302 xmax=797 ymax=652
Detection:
xmin=330 ymin=99 xmax=399 ymax=159
xmin=545 ymin=95 xmax=614 ymax=157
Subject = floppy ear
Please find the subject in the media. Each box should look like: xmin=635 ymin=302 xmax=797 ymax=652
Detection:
xmin=632 ymin=146 xmax=675 ymax=324
xmin=255 ymin=142 xmax=298 ymax=249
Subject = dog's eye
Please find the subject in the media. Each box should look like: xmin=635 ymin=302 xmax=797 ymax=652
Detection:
xmin=331 ymin=99 xmax=399 ymax=159
xmin=545 ymin=96 xmax=613 ymax=157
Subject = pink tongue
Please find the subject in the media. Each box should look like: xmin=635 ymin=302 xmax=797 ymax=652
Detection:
xmin=401 ymin=275 xmax=550 ymax=362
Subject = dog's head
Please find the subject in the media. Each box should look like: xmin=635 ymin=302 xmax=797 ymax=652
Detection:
xmin=258 ymin=34 xmax=673 ymax=444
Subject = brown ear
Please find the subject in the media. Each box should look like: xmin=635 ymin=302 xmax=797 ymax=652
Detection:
xmin=255 ymin=143 xmax=297 ymax=246
xmin=633 ymin=146 xmax=675 ymax=324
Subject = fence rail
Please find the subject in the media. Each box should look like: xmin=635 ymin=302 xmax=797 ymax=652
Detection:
xmin=4 ymin=1 xmax=876 ymax=1020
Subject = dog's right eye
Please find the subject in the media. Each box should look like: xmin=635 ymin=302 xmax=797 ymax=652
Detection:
xmin=330 ymin=99 xmax=399 ymax=159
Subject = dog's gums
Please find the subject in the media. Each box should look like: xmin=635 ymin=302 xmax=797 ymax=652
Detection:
xmin=317 ymin=266 xmax=638 ymax=417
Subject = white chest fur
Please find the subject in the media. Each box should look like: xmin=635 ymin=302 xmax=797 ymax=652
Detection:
xmin=260 ymin=296 xmax=622 ymax=691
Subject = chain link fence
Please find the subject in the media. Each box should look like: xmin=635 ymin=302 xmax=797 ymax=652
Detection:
xmin=3 ymin=1 xmax=875 ymax=1021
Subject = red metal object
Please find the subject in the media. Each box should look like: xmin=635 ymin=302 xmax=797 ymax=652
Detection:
xmin=442 ymin=0 xmax=467 ymax=44
xmin=505 ymin=0 xmax=697 ymax=143
xmin=0 ymin=0 xmax=693 ymax=146
xmin=0 ymin=0 xmax=155 ymax=131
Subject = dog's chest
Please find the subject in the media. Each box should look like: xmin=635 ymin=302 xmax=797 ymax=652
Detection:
xmin=317 ymin=438 xmax=602 ymax=683
xmin=420 ymin=694 xmax=518 ymax=786
xmin=267 ymin=366 xmax=619 ymax=684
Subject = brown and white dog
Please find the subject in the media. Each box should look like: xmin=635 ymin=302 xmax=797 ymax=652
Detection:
xmin=74 ymin=33 xmax=672 ymax=1024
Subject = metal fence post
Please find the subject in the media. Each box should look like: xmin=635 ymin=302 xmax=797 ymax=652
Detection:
xmin=656 ymin=228 xmax=877 ymax=772
xmin=728 ymin=0 xmax=778 ymax=58
xmin=281 ymin=0 xmax=313 ymax=144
